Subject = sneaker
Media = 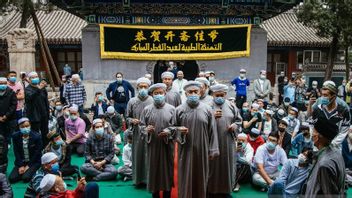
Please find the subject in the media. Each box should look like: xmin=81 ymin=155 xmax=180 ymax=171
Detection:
xmin=233 ymin=183 xmax=240 ymax=192
xmin=123 ymin=176 xmax=128 ymax=182
xmin=260 ymin=187 xmax=267 ymax=192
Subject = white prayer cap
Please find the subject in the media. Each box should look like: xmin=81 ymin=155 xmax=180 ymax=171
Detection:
xmin=18 ymin=117 xmax=29 ymax=125
xmin=183 ymin=81 xmax=202 ymax=91
xmin=0 ymin=77 xmax=7 ymax=82
xmin=210 ymin=84 xmax=228 ymax=93
xmin=41 ymin=152 xmax=58 ymax=165
xmin=228 ymin=97 xmax=236 ymax=101
xmin=240 ymin=69 xmax=246 ymax=73
xmin=71 ymin=74 xmax=80 ymax=79
xmin=260 ymin=70 xmax=266 ymax=74
xmin=312 ymin=81 xmax=318 ymax=85
xmin=92 ymin=119 xmax=103 ymax=126
xmin=149 ymin=83 xmax=167 ymax=93
xmin=199 ymin=71 xmax=205 ymax=76
xmin=322 ymin=80 xmax=337 ymax=94
xmin=136 ymin=77 xmax=151 ymax=86
xmin=265 ymin=110 xmax=274 ymax=116
xmin=161 ymin=71 xmax=174 ymax=79
xmin=251 ymin=103 xmax=259 ymax=110
xmin=195 ymin=77 xmax=210 ymax=87
xmin=28 ymin=71 xmax=38 ymax=78
xmin=69 ymin=104 xmax=78 ymax=112
xmin=277 ymin=109 xmax=285 ymax=116
xmin=301 ymin=122 xmax=310 ymax=128
xmin=290 ymin=107 xmax=299 ymax=113
xmin=40 ymin=174 xmax=56 ymax=192
xmin=144 ymin=73 xmax=152 ymax=79
xmin=238 ymin=133 xmax=247 ymax=139
xmin=107 ymin=106 xmax=115 ymax=114
xmin=250 ymin=128 xmax=260 ymax=135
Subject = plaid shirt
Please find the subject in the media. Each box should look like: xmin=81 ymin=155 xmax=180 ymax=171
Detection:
xmin=85 ymin=133 xmax=115 ymax=163
xmin=65 ymin=83 xmax=87 ymax=106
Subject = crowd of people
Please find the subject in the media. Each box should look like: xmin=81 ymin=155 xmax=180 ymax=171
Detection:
xmin=0 ymin=67 xmax=350 ymax=198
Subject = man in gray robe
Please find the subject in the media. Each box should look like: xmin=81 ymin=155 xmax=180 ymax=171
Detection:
xmin=140 ymin=83 xmax=176 ymax=198
xmin=195 ymin=77 xmax=213 ymax=106
xmin=125 ymin=77 xmax=153 ymax=187
xmin=161 ymin=71 xmax=182 ymax=107
xmin=176 ymin=81 xmax=220 ymax=198
xmin=304 ymin=117 xmax=346 ymax=197
xmin=207 ymin=84 xmax=241 ymax=197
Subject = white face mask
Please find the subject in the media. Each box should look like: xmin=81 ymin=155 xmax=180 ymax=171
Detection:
xmin=260 ymin=74 xmax=266 ymax=79
xmin=298 ymin=153 xmax=307 ymax=164
xmin=240 ymin=74 xmax=245 ymax=78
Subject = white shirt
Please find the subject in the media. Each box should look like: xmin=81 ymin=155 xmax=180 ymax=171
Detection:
xmin=172 ymin=79 xmax=188 ymax=103
xmin=263 ymin=120 xmax=272 ymax=136
xmin=253 ymin=143 xmax=288 ymax=174
xmin=122 ymin=144 xmax=132 ymax=167
xmin=238 ymin=143 xmax=254 ymax=164
xmin=258 ymin=79 xmax=265 ymax=91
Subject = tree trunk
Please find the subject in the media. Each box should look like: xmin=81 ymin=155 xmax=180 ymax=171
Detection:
xmin=19 ymin=0 xmax=31 ymax=28
xmin=325 ymin=34 xmax=339 ymax=81
xmin=346 ymin=47 xmax=350 ymax=80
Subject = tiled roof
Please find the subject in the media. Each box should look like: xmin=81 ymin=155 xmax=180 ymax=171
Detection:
xmin=260 ymin=9 xmax=331 ymax=47
xmin=0 ymin=9 xmax=87 ymax=44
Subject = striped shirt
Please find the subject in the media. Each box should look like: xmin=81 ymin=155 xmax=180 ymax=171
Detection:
xmin=64 ymin=83 xmax=87 ymax=106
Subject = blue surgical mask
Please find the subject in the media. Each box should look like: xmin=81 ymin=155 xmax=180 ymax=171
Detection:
xmin=98 ymin=96 xmax=104 ymax=102
xmin=70 ymin=115 xmax=77 ymax=121
xmin=51 ymin=162 xmax=60 ymax=174
xmin=153 ymin=94 xmax=165 ymax=105
xmin=298 ymin=154 xmax=307 ymax=164
xmin=55 ymin=106 xmax=63 ymax=111
xmin=31 ymin=78 xmax=40 ymax=85
xmin=139 ymin=89 xmax=148 ymax=98
xmin=0 ymin=85 xmax=7 ymax=91
xmin=9 ymin=77 xmax=17 ymax=83
xmin=20 ymin=127 xmax=31 ymax=134
xmin=288 ymin=114 xmax=295 ymax=120
xmin=320 ymin=97 xmax=330 ymax=105
xmin=266 ymin=141 xmax=276 ymax=151
xmin=242 ymin=107 xmax=249 ymax=112
xmin=55 ymin=139 xmax=64 ymax=146
xmin=116 ymin=77 xmax=123 ymax=83
xmin=214 ymin=97 xmax=225 ymax=105
xmin=187 ymin=95 xmax=200 ymax=106
xmin=95 ymin=128 xmax=104 ymax=136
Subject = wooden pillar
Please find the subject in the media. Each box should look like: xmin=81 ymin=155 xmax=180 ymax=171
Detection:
xmin=287 ymin=49 xmax=297 ymax=79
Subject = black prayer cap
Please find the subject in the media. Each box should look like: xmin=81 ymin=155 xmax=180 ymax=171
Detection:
xmin=313 ymin=117 xmax=338 ymax=141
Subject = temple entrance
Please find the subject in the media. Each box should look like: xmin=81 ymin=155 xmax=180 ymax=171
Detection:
xmin=153 ymin=60 xmax=199 ymax=83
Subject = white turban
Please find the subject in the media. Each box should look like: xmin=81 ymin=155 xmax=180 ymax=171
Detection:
xmin=265 ymin=110 xmax=274 ymax=116
xmin=149 ymin=83 xmax=167 ymax=93
xmin=92 ymin=119 xmax=103 ymax=126
xmin=40 ymin=174 xmax=56 ymax=192
xmin=240 ymin=69 xmax=246 ymax=73
xmin=183 ymin=81 xmax=202 ymax=91
xmin=18 ymin=117 xmax=29 ymax=125
xmin=238 ymin=133 xmax=247 ymax=139
xmin=161 ymin=72 xmax=174 ymax=79
xmin=250 ymin=128 xmax=260 ymax=135
xmin=136 ymin=77 xmax=151 ymax=86
xmin=107 ymin=106 xmax=115 ymax=114
xmin=195 ymin=77 xmax=210 ymax=87
xmin=210 ymin=84 xmax=228 ymax=93
xmin=0 ymin=77 xmax=7 ymax=82
xmin=28 ymin=71 xmax=38 ymax=78
xmin=251 ymin=103 xmax=259 ymax=110
xmin=41 ymin=152 xmax=58 ymax=165
xmin=69 ymin=104 xmax=78 ymax=112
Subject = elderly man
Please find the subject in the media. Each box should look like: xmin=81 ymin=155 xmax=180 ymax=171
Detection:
xmin=176 ymin=81 xmax=219 ymax=198
xmin=207 ymin=84 xmax=240 ymax=197
xmin=304 ymin=118 xmax=345 ymax=197
xmin=81 ymin=119 xmax=117 ymax=181
xmin=309 ymin=80 xmax=350 ymax=150
xmin=65 ymin=105 xmax=86 ymax=157
xmin=282 ymin=107 xmax=300 ymax=138
xmin=173 ymin=71 xmax=188 ymax=103
xmin=161 ymin=71 xmax=182 ymax=107
xmin=9 ymin=118 xmax=42 ymax=183
xmin=195 ymin=77 xmax=213 ymax=106
xmin=253 ymin=70 xmax=271 ymax=101
xmin=140 ymin=83 xmax=176 ymax=198
xmin=126 ymin=77 xmax=153 ymax=187
xmin=25 ymin=71 xmax=50 ymax=146
xmin=64 ymin=74 xmax=87 ymax=113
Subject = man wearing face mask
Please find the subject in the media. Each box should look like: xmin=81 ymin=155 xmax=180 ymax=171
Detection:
xmin=231 ymin=69 xmax=250 ymax=109
xmin=268 ymin=147 xmax=313 ymax=198
xmin=241 ymin=102 xmax=250 ymax=119
xmin=308 ymin=80 xmax=350 ymax=150
xmin=278 ymin=71 xmax=286 ymax=105
xmin=208 ymin=71 xmax=218 ymax=86
xmin=207 ymin=84 xmax=240 ymax=197
xmin=7 ymin=71 xmax=25 ymax=120
xmin=172 ymin=71 xmax=188 ymax=103
xmin=105 ymin=106 xmax=123 ymax=145
xmin=277 ymin=120 xmax=292 ymax=156
xmin=25 ymin=71 xmax=50 ymax=147
xmin=338 ymin=79 xmax=346 ymax=101
xmin=279 ymin=97 xmax=292 ymax=115
xmin=282 ymin=107 xmax=300 ymax=138
xmin=303 ymin=118 xmax=345 ymax=197
xmin=9 ymin=118 xmax=42 ymax=183
xmin=81 ymin=119 xmax=118 ymax=181
xmin=140 ymin=83 xmax=176 ymax=198
xmin=65 ymin=105 xmax=86 ymax=157
xmin=294 ymin=76 xmax=308 ymax=111
xmin=125 ymin=77 xmax=153 ymax=187
xmin=252 ymin=131 xmax=287 ymax=191
xmin=307 ymin=81 xmax=321 ymax=99
xmin=161 ymin=72 xmax=182 ymax=107
xmin=195 ymin=77 xmax=213 ymax=106
xmin=91 ymin=92 xmax=108 ymax=119
xmin=247 ymin=128 xmax=265 ymax=154
xmin=64 ymin=74 xmax=86 ymax=114
xmin=59 ymin=75 xmax=68 ymax=105
xmin=284 ymin=78 xmax=296 ymax=106
xmin=291 ymin=123 xmax=313 ymax=158
xmin=243 ymin=103 xmax=263 ymax=134
xmin=176 ymin=81 xmax=219 ymax=198
xmin=40 ymin=174 xmax=99 ymax=198
xmin=253 ymin=70 xmax=272 ymax=101
xmin=106 ymin=72 xmax=135 ymax=115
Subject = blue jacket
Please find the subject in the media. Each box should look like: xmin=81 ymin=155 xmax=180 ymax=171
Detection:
xmin=12 ymin=131 xmax=42 ymax=167
xmin=342 ymin=138 xmax=352 ymax=168
xmin=106 ymin=80 xmax=135 ymax=103
xmin=91 ymin=102 xmax=109 ymax=119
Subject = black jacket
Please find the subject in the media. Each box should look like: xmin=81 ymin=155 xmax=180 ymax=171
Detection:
xmin=279 ymin=132 xmax=292 ymax=156
xmin=0 ymin=88 xmax=17 ymax=120
xmin=12 ymin=131 xmax=42 ymax=167
xmin=24 ymin=85 xmax=49 ymax=122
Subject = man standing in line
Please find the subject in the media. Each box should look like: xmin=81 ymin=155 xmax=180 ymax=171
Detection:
xmin=161 ymin=71 xmax=182 ymax=107
xmin=172 ymin=71 xmax=188 ymax=103
xmin=231 ymin=69 xmax=250 ymax=109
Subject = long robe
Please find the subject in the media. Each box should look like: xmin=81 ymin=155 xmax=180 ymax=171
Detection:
xmin=176 ymin=102 xmax=219 ymax=198
xmin=126 ymin=96 xmax=153 ymax=185
xmin=304 ymin=145 xmax=346 ymax=197
xmin=200 ymin=94 xmax=213 ymax=107
xmin=165 ymin=87 xmax=182 ymax=107
xmin=140 ymin=103 xmax=176 ymax=192
xmin=208 ymin=100 xmax=239 ymax=194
